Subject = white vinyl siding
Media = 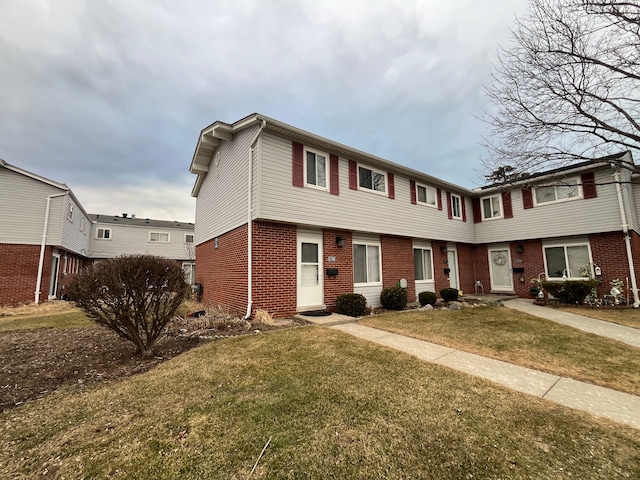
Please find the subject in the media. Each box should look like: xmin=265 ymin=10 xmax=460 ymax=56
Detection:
xmin=258 ymin=133 xmax=474 ymax=243
xmin=474 ymin=169 xmax=622 ymax=243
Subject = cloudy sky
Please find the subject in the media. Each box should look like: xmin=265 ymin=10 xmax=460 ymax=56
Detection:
xmin=0 ymin=0 xmax=529 ymax=223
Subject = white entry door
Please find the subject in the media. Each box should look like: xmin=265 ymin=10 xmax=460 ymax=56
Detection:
xmin=297 ymin=231 xmax=324 ymax=310
xmin=447 ymin=249 xmax=459 ymax=290
xmin=488 ymin=246 xmax=513 ymax=292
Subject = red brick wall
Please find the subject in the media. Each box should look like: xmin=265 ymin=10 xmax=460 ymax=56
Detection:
xmin=195 ymin=225 xmax=248 ymax=317
xmin=456 ymin=243 xmax=475 ymax=294
xmin=381 ymin=235 xmax=415 ymax=301
xmin=252 ymin=222 xmax=297 ymax=318
xmin=0 ymin=244 xmax=54 ymax=306
xmin=509 ymin=240 xmax=545 ymax=297
xmin=590 ymin=231 xmax=634 ymax=298
xmin=323 ymin=229 xmax=353 ymax=311
xmin=432 ymin=241 xmax=449 ymax=294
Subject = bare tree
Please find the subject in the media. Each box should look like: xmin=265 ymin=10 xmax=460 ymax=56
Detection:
xmin=483 ymin=0 xmax=640 ymax=179
xmin=68 ymin=255 xmax=191 ymax=356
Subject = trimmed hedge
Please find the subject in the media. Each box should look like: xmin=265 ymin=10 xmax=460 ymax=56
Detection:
xmin=418 ymin=291 xmax=437 ymax=306
xmin=540 ymin=279 xmax=600 ymax=304
xmin=380 ymin=286 xmax=408 ymax=310
xmin=336 ymin=293 xmax=368 ymax=317
xmin=440 ymin=287 xmax=460 ymax=302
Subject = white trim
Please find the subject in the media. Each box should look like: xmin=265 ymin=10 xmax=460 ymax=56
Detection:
xmin=357 ymin=164 xmax=387 ymax=196
xmin=184 ymin=233 xmax=194 ymax=244
xmin=149 ymin=231 xmax=170 ymax=243
xmin=303 ymin=146 xmax=329 ymax=191
xmin=488 ymin=244 xmax=514 ymax=292
xmin=450 ymin=193 xmax=463 ymax=220
xmin=481 ymin=194 xmax=503 ymax=221
xmin=542 ymin=239 xmax=593 ymax=280
xmin=533 ymin=177 xmax=583 ymax=207
xmin=416 ymin=183 xmax=437 ymax=208
xmin=353 ymin=239 xmax=383 ymax=286
xmin=96 ymin=227 xmax=112 ymax=240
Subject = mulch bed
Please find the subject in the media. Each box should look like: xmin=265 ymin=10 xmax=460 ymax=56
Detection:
xmin=0 ymin=320 xmax=300 ymax=413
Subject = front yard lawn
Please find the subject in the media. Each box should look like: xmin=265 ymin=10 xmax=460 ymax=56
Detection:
xmin=360 ymin=307 xmax=640 ymax=396
xmin=1 ymin=327 xmax=639 ymax=479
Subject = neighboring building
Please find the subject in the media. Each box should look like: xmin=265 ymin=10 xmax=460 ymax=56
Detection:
xmin=189 ymin=113 xmax=640 ymax=318
xmin=0 ymin=159 xmax=195 ymax=306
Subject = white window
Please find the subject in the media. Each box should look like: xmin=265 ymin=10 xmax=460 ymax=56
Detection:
xmin=149 ymin=232 xmax=170 ymax=242
xmin=544 ymin=243 xmax=592 ymax=279
xmin=417 ymin=184 xmax=437 ymax=207
xmin=305 ymin=148 xmax=328 ymax=189
xmin=414 ymin=248 xmax=433 ymax=281
xmin=67 ymin=202 xmax=74 ymax=221
xmin=353 ymin=243 xmax=381 ymax=284
xmin=358 ymin=165 xmax=386 ymax=194
xmin=182 ymin=262 xmax=196 ymax=284
xmin=96 ymin=228 xmax=111 ymax=240
xmin=185 ymin=234 xmax=194 ymax=244
xmin=482 ymin=195 xmax=502 ymax=220
xmin=451 ymin=194 xmax=462 ymax=219
xmin=535 ymin=178 xmax=581 ymax=205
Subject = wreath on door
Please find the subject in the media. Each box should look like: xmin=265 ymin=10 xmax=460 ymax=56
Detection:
xmin=493 ymin=253 xmax=507 ymax=266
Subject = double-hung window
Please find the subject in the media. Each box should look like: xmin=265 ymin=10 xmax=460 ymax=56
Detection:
xmin=185 ymin=234 xmax=194 ymax=244
xmin=535 ymin=178 xmax=581 ymax=205
xmin=544 ymin=243 xmax=591 ymax=279
xmin=305 ymin=148 xmax=328 ymax=189
xmin=353 ymin=243 xmax=381 ymax=284
xmin=417 ymin=184 xmax=437 ymax=207
xmin=451 ymin=194 xmax=462 ymax=219
xmin=482 ymin=195 xmax=502 ymax=220
xmin=149 ymin=232 xmax=170 ymax=242
xmin=96 ymin=228 xmax=111 ymax=240
xmin=414 ymin=248 xmax=433 ymax=281
xmin=358 ymin=165 xmax=386 ymax=194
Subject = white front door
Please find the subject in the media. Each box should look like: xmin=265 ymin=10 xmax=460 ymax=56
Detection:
xmin=297 ymin=231 xmax=324 ymax=311
xmin=489 ymin=246 xmax=514 ymax=292
xmin=447 ymin=249 xmax=459 ymax=290
xmin=49 ymin=253 xmax=60 ymax=299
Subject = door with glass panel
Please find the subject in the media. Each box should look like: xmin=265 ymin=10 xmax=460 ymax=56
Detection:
xmin=297 ymin=231 xmax=324 ymax=310
xmin=488 ymin=245 xmax=513 ymax=292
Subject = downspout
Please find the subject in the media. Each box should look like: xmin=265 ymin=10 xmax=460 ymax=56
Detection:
xmin=245 ymin=120 xmax=267 ymax=319
xmin=612 ymin=166 xmax=640 ymax=307
xmin=35 ymin=192 xmax=68 ymax=304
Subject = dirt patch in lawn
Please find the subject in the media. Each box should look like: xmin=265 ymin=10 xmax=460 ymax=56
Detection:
xmin=0 ymin=318 xmax=302 ymax=413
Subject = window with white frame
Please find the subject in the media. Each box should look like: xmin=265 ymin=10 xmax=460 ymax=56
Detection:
xmin=67 ymin=202 xmax=74 ymax=221
xmin=451 ymin=194 xmax=462 ymax=219
xmin=358 ymin=165 xmax=386 ymax=194
xmin=149 ymin=232 xmax=170 ymax=242
xmin=353 ymin=243 xmax=381 ymax=284
xmin=417 ymin=184 xmax=437 ymax=207
xmin=482 ymin=195 xmax=502 ymax=220
xmin=305 ymin=148 xmax=328 ymax=189
xmin=182 ymin=262 xmax=196 ymax=284
xmin=414 ymin=248 xmax=433 ymax=281
xmin=544 ymin=243 xmax=591 ymax=279
xmin=96 ymin=228 xmax=111 ymax=240
xmin=535 ymin=178 xmax=581 ymax=205
xmin=185 ymin=233 xmax=194 ymax=244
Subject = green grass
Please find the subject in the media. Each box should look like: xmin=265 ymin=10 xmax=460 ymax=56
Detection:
xmin=0 ymin=310 xmax=92 ymax=332
xmin=360 ymin=307 xmax=640 ymax=396
xmin=557 ymin=306 xmax=640 ymax=329
xmin=1 ymin=327 xmax=639 ymax=479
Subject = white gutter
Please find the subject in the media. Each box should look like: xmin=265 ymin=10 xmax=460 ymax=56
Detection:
xmin=35 ymin=192 xmax=67 ymax=304
xmin=245 ymin=120 xmax=267 ymax=319
xmin=612 ymin=166 xmax=640 ymax=307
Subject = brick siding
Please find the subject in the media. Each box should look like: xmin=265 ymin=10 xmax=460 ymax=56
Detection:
xmin=0 ymin=244 xmax=54 ymax=306
xmin=323 ymin=229 xmax=353 ymax=311
xmin=380 ymin=235 xmax=415 ymax=302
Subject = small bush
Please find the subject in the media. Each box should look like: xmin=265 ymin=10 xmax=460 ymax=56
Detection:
xmin=541 ymin=279 xmax=600 ymax=304
xmin=418 ymin=291 xmax=437 ymax=306
xmin=440 ymin=287 xmax=460 ymax=302
xmin=380 ymin=286 xmax=408 ymax=310
xmin=336 ymin=293 xmax=367 ymax=317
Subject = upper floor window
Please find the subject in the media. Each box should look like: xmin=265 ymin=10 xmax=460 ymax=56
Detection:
xmin=417 ymin=184 xmax=437 ymax=207
xmin=358 ymin=165 xmax=386 ymax=194
xmin=149 ymin=232 xmax=170 ymax=242
xmin=482 ymin=195 xmax=502 ymax=220
xmin=305 ymin=148 xmax=328 ymax=189
xmin=451 ymin=194 xmax=462 ymax=219
xmin=414 ymin=248 xmax=433 ymax=281
xmin=353 ymin=243 xmax=381 ymax=284
xmin=67 ymin=202 xmax=74 ymax=221
xmin=96 ymin=228 xmax=111 ymax=240
xmin=544 ymin=243 xmax=591 ymax=279
xmin=185 ymin=234 xmax=194 ymax=244
xmin=535 ymin=178 xmax=581 ymax=205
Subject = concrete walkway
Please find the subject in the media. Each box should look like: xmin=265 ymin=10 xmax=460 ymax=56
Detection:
xmin=330 ymin=323 xmax=640 ymax=430
xmin=504 ymin=298 xmax=640 ymax=348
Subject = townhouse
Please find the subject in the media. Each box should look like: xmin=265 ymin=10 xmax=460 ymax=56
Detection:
xmin=189 ymin=113 xmax=640 ymax=317
xmin=0 ymin=159 xmax=195 ymax=306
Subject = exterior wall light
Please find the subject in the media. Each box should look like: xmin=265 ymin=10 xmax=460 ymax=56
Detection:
xmin=336 ymin=236 xmax=345 ymax=248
